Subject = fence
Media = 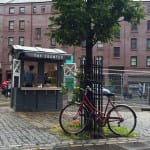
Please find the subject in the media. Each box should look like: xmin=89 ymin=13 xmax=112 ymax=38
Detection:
xmin=80 ymin=56 xmax=104 ymax=137
xmin=103 ymin=72 xmax=150 ymax=106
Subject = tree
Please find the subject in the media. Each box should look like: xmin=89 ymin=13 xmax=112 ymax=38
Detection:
xmin=47 ymin=0 xmax=145 ymax=137
xmin=48 ymin=0 xmax=144 ymax=65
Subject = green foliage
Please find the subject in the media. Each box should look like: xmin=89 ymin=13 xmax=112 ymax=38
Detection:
xmin=103 ymin=126 xmax=138 ymax=137
xmin=48 ymin=0 xmax=145 ymax=46
xmin=71 ymin=84 xmax=81 ymax=103
xmin=49 ymin=124 xmax=90 ymax=140
xmin=71 ymin=72 xmax=86 ymax=102
xmin=62 ymin=71 xmax=84 ymax=102
xmin=61 ymin=85 xmax=68 ymax=95
xmin=61 ymin=80 xmax=81 ymax=102
xmin=47 ymin=77 xmax=57 ymax=84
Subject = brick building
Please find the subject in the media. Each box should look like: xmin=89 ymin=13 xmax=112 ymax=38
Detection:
xmin=0 ymin=0 xmax=150 ymax=96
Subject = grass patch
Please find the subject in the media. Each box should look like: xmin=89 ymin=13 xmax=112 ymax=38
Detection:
xmin=49 ymin=124 xmax=90 ymax=140
xmin=49 ymin=124 xmax=138 ymax=140
xmin=103 ymin=126 xmax=138 ymax=137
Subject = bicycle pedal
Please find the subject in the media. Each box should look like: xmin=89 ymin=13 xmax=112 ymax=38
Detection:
xmin=97 ymin=121 xmax=105 ymax=127
xmin=112 ymin=101 xmax=115 ymax=105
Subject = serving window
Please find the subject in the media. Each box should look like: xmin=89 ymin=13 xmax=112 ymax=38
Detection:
xmin=23 ymin=61 xmax=38 ymax=86
xmin=44 ymin=62 xmax=57 ymax=86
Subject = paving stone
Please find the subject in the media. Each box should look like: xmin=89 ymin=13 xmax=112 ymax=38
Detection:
xmin=0 ymin=110 xmax=60 ymax=149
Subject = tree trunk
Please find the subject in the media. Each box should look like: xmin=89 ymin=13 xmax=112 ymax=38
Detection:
xmin=85 ymin=38 xmax=94 ymax=137
xmin=85 ymin=38 xmax=93 ymax=86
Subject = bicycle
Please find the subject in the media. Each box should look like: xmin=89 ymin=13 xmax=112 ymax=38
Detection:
xmin=59 ymin=86 xmax=137 ymax=136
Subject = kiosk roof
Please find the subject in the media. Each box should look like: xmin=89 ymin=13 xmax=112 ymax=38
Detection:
xmin=12 ymin=45 xmax=67 ymax=54
xmin=10 ymin=45 xmax=70 ymax=60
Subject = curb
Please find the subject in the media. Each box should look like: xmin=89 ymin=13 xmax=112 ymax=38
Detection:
xmin=2 ymin=137 xmax=149 ymax=150
xmin=141 ymin=107 xmax=150 ymax=111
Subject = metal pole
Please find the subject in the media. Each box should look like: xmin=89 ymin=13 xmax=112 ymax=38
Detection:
xmin=148 ymin=86 xmax=150 ymax=106
xmin=121 ymin=73 xmax=124 ymax=100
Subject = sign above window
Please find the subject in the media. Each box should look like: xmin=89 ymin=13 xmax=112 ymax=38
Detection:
xmin=10 ymin=45 xmax=71 ymax=61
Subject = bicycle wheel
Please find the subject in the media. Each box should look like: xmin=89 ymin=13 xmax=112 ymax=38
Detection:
xmin=106 ymin=104 xmax=137 ymax=136
xmin=59 ymin=103 xmax=88 ymax=134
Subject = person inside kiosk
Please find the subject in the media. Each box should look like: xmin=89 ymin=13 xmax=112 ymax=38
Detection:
xmin=23 ymin=65 xmax=35 ymax=87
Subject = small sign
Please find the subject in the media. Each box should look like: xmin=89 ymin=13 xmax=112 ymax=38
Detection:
xmin=65 ymin=77 xmax=74 ymax=90
xmin=66 ymin=55 xmax=74 ymax=64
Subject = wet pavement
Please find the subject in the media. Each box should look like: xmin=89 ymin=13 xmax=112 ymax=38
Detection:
xmin=0 ymin=107 xmax=59 ymax=150
xmin=0 ymin=96 xmax=150 ymax=149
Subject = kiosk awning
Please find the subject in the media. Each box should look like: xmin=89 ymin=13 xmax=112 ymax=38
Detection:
xmin=10 ymin=45 xmax=71 ymax=60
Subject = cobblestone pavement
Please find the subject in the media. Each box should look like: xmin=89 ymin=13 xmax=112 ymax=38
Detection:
xmin=0 ymin=97 xmax=150 ymax=149
xmin=0 ymin=106 xmax=60 ymax=150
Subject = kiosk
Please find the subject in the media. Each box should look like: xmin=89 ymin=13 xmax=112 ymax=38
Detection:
xmin=9 ymin=45 xmax=70 ymax=112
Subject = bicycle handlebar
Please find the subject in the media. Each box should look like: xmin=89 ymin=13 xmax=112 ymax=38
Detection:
xmin=80 ymin=85 xmax=115 ymax=97
xmin=80 ymin=85 xmax=91 ymax=91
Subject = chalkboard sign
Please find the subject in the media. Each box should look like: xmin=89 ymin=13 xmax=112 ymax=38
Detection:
xmin=65 ymin=77 xmax=74 ymax=90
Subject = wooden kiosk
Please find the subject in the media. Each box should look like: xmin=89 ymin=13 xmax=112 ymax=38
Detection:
xmin=9 ymin=45 xmax=70 ymax=112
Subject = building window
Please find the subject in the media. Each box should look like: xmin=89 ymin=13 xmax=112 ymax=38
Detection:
xmin=19 ymin=37 xmax=24 ymax=45
xmin=147 ymin=20 xmax=150 ymax=31
xmin=97 ymin=41 xmax=103 ymax=48
xmin=33 ymin=6 xmax=36 ymax=13
xmin=130 ymin=56 xmax=137 ymax=66
xmin=9 ymin=21 xmax=14 ymax=31
xmin=146 ymin=56 xmax=150 ymax=66
xmin=35 ymin=44 xmax=41 ymax=47
xmin=8 ymin=37 xmax=14 ymax=46
xmin=131 ymin=38 xmax=137 ymax=49
xmin=51 ymin=37 xmax=56 ymax=46
xmin=6 ymin=71 xmax=11 ymax=81
xmin=41 ymin=6 xmax=46 ymax=13
xmin=19 ymin=7 xmax=25 ymax=14
xmin=131 ymin=24 xmax=137 ymax=31
xmin=81 ymin=41 xmax=86 ymax=48
xmin=147 ymin=6 xmax=150 ymax=13
xmin=113 ymin=47 xmax=120 ymax=57
xmin=147 ymin=38 xmax=150 ymax=49
xmin=35 ymin=28 xmax=41 ymax=40
xmin=19 ymin=20 xmax=25 ymax=31
xmin=9 ymin=7 xmax=15 ymax=14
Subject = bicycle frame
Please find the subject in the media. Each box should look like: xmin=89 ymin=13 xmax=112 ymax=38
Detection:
xmin=78 ymin=93 xmax=116 ymax=124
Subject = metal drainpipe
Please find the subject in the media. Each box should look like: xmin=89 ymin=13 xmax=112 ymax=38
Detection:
xmin=73 ymin=46 xmax=75 ymax=62
xmin=30 ymin=2 xmax=33 ymax=46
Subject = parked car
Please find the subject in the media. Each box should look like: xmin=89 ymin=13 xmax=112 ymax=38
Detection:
xmin=0 ymin=80 xmax=11 ymax=97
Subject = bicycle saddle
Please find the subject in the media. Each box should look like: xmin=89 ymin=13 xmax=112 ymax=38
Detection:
xmin=95 ymin=88 xmax=115 ymax=97
xmin=103 ymin=92 xmax=115 ymax=97
xmin=102 ymin=88 xmax=115 ymax=97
